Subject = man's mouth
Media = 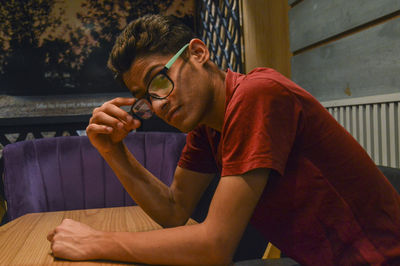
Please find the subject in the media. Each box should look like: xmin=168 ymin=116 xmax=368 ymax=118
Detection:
xmin=165 ymin=106 xmax=180 ymax=122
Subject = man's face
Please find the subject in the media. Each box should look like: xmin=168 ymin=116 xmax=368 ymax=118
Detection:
xmin=122 ymin=50 xmax=213 ymax=132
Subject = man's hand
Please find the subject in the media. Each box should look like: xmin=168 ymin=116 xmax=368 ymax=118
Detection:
xmin=47 ymin=219 xmax=103 ymax=261
xmin=86 ymin=97 xmax=141 ymax=154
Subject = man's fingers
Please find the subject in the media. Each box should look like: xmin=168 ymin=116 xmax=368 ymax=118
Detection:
xmin=130 ymin=118 xmax=142 ymax=129
xmin=86 ymin=124 xmax=113 ymax=135
xmin=47 ymin=230 xmax=55 ymax=241
xmin=107 ymin=97 xmax=135 ymax=107
xmin=94 ymin=103 xmax=132 ymax=123
xmin=91 ymin=109 xmax=128 ymax=127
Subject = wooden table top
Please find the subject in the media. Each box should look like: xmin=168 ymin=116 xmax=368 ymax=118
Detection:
xmin=0 ymin=206 xmax=194 ymax=265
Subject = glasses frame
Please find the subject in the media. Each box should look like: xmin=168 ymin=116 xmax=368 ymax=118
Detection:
xmin=129 ymin=43 xmax=190 ymax=119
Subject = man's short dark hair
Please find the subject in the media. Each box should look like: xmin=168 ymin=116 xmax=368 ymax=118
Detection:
xmin=108 ymin=14 xmax=196 ymax=80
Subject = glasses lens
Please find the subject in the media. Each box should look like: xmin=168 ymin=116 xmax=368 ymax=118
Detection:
xmin=148 ymin=74 xmax=173 ymax=98
xmin=130 ymin=99 xmax=153 ymax=119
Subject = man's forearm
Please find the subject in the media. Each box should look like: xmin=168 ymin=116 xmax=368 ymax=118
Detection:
xmin=100 ymin=142 xmax=188 ymax=227
xmin=97 ymin=223 xmax=231 ymax=265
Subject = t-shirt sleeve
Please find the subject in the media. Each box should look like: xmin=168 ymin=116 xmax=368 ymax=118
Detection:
xmin=221 ymin=78 xmax=303 ymax=177
xmin=178 ymin=125 xmax=218 ymax=174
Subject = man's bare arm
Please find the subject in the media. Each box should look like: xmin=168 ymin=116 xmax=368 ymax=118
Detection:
xmin=102 ymin=142 xmax=214 ymax=227
xmin=48 ymin=168 xmax=270 ymax=265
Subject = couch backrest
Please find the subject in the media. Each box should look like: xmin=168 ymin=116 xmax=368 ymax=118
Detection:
xmin=2 ymin=132 xmax=186 ymax=222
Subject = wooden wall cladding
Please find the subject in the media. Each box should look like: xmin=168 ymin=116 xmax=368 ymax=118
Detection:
xmin=289 ymin=0 xmax=400 ymax=101
xmin=242 ymin=0 xmax=291 ymax=78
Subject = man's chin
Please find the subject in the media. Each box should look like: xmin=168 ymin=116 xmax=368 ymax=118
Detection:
xmin=171 ymin=120 xmax=197 ymax=133
xmin=174 ymin=124 xmax=191 ymax=133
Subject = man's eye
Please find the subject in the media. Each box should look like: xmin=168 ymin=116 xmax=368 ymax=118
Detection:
xmin=152 ymin=75 xmax=169 ymax=89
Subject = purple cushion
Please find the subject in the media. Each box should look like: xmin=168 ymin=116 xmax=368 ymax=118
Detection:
xmin=2 ymin=132 xmax=186 ymax=221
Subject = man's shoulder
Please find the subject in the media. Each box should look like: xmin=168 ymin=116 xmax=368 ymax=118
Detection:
xmin=230 ymin=68 xmax=289 ymax=99
xmin=243 ymin=67 xmax=288 ymax=82
xmin=230 ymin=67 xmax=313 ymax=105
xmin=234 ymin=68 xmax=288 ymax=91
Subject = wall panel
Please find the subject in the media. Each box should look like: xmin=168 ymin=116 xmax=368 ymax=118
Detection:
xmin=289 ymin=0 xmax=400 ymax=51
xmin=291 ymin=17 xmax=400 ymax=101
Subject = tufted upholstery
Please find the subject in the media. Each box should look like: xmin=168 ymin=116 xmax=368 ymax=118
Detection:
xmin=2 ymin=132 xmax=186 ymax=222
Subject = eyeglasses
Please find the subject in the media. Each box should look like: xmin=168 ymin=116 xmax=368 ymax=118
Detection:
xmin=129 ymin=43 xmax=190 ymax=120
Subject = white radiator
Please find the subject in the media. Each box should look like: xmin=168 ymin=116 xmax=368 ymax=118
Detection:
xmin=321 ymin=93 xmax=400 ymax=168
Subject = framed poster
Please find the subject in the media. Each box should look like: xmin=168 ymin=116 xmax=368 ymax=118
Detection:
xmin=0 ymin=0 xmax=195 ymax=95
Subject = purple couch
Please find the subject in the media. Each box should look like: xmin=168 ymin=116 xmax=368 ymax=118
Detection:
xmin=2 ymin=132 xmax=186 ymax=222
xmin=1 ymin=131 xmax=268 ymax=261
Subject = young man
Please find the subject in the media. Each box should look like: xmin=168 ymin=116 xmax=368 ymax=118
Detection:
xmin=47 ymin=15 xmax=400 ymax=265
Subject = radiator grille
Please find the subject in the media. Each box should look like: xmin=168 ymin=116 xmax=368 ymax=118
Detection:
xmin=322 ymin=93 xmax=400 ymax=168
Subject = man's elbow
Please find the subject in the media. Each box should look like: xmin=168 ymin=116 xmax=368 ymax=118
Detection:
xmin=158 ymin=192 xmax=192 ymax=228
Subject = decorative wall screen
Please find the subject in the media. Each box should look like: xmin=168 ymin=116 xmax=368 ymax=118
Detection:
xmin=197 ymin=0 xmax=243 ymax=73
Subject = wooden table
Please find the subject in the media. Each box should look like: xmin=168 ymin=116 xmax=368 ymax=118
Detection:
xmin=0 ymin=206 xmax=195 ymax=265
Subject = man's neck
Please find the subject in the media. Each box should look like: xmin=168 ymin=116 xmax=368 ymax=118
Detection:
xmin=203 ymin=68 xmax=227 ymax=132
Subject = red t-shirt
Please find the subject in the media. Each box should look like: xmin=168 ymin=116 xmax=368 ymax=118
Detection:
xmin=178 ymin=68 xmax=400 ymax=265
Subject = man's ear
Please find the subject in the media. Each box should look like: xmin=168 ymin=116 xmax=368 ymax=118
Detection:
xmin=188 ymin=38 xmax=209 ymax=65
